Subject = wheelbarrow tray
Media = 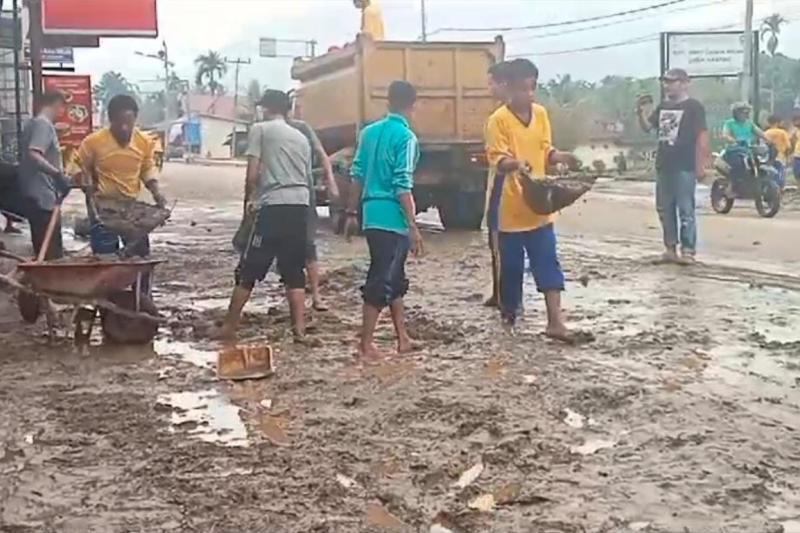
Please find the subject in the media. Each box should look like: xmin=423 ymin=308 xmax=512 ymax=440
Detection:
xmin=17 ymin=259 xmax=164 ymax=298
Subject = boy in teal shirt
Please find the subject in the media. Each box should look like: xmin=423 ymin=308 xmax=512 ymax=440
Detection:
xmin=346 ymin=80 xmax=422 ymax=359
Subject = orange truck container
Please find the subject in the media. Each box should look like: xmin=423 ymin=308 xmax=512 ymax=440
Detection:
xmin=291 ymin=35 xmax=505 ymax=230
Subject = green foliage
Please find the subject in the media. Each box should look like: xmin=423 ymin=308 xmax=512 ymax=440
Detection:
xmin=93 ymin=72 xmax=139 ymax=124
xmin=195 ymin=51 xmax=227 ymax=96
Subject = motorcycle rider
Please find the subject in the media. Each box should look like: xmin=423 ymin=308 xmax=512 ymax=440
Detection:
xmin=721 ymin=102 xmax=771 ymax=189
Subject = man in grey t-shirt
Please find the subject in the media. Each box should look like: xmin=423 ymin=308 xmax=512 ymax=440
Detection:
xmin=19 ymin=91 xmax=71 ymax=259
xmin=218 ymin=89 xmax=313 ymax=342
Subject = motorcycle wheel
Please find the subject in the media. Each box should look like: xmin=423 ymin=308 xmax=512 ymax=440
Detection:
xmin=755 ymin=180 xmax=781 ymax=218
xmin=711 ymin=178 xmax=734 ymax=214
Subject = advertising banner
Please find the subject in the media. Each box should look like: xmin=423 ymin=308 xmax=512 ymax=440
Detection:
xmin=43 ymin=75 xmax=93 ymax=148
xmin=42 ymin=0 xmax=158 ymax=37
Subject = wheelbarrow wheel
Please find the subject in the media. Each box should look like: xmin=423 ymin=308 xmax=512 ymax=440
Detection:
xmin=17 ymin=290 xmax=41 ymax=324
xmin=101 ymin=291 xmax=159 ymax=345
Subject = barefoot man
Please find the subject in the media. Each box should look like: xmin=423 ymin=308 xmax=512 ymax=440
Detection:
xmin=345 ymin=80 xmax=422 ymax=358
xmin=484 ymin=59 xmax=578 ymax=341
xmin=218 ymin=90 xmax=313 ymax=341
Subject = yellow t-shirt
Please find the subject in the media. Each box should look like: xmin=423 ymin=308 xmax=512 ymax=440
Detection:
xmin=76 ymin=128 xmax=157 ymax=199
xmin=792 ymin=128 xmax=800 ymax=158
xmin=485 ymin=104 xmax=555 ymax=232
xmin=765 ymin=127 xmax=791 ymax=163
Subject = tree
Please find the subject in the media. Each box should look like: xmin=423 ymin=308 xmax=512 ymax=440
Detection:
xmin=93 ymin=72 xmax=139 ymax=125
xmin=761 ymin=13 xmax=787 ymax=112
xmin=195 ymin=51 xmax=227 ymax=96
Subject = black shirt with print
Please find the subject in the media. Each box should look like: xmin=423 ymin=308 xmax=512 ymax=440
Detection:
xmin=648 ymin=98 xmax=707 ymax=174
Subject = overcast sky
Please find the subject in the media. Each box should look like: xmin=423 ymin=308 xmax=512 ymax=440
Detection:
xmin=74 ymin=0 xmax=800 ymax=92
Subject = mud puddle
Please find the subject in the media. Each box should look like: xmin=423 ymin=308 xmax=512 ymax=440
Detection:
xmin=157 ymin=389 xmax=249 ymax=447
xmin=154 ymin=338 xmax=217 ymax=369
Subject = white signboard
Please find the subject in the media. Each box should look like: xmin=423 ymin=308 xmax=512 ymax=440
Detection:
xmin=259 ymin=38 xmax=278 ymax=58
xmin=667 ymin=32 xmax=752 ymax=78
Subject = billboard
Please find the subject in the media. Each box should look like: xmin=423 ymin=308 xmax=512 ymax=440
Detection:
xmin=42 ymin=0 xmax=158 ymax=37
xmin=665 ymin=32 xmax=755 ymax=78
xmin=43 ymin=75 xmax=93 ymax=148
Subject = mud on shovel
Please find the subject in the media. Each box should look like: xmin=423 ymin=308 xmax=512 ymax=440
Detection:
xmin=217 ymin=344 xmax=274 ymax=381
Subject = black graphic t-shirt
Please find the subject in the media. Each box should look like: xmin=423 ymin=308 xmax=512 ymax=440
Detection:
xmin=648 ymin=98 xmax=707 ymax=174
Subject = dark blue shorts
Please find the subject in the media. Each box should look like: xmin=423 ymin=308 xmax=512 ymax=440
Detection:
xmin=362 ymin=229 xmax=410 ymax=309
xmin=497 ymin=223 xmax=564 ymax=318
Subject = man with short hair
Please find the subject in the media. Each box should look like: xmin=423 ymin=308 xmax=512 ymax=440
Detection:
xmin=637 ymin=68 xmax=709 ymax=264
xmin=76 ymin=94 xmax=167 ymax=258
xmin=484 ymin=58 xmax=579 ymax=341
xmin=280 ymin=95 xmax=340 ymax=311
xmin=218 ymin=89 xmax=313 ymax=341
xmin=18 ymin=90 xmax=71 ymax=259
xmin=346 ymin=80 xmax=422 ymax=359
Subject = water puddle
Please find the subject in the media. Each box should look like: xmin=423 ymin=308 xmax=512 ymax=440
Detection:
xmin=157 ymin=389 xmax=249 ymax=447
xmin=570 ymin=437 xmax=617 ymax=456
xmin=783 ymin=521 xmax=800 ymax=533
xmin=563 ymin=408 xmax=595 ymax=429
xmin=154 ymin=339 xmax=217 ymax=369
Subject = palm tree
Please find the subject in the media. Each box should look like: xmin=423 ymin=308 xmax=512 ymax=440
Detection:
xmin=762 ymin=13 xmax=787 ymax=112
xmin=93 ymin=72 xmax=139 ymax=124
xmin=195 ymin=51 xmax=227 ymax=96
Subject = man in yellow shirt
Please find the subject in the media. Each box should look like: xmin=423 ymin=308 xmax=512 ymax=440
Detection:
xmin=764 ymin=115 xmax=791 ymax=188
xmin=76 ymin=94 xmax=167 ymax=257
xmin=484 ymin=59 xmax=578 ymax=341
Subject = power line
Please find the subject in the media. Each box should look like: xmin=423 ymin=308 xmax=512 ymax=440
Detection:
xmin=506 ymin=0 xmax=728 ymax=44
xmin=508 ymin=12 xmax=800 ymax=59
xmin=428 ymin=0 xmax=690 ymax=36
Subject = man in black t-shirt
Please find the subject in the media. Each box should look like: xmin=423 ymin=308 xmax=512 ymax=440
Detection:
xmin=637 ymin=68 xmax=709 ymax=264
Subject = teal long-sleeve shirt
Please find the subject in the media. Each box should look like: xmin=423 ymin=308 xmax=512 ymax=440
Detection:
xmin=350 ymin=113 xmax=420 ymax=234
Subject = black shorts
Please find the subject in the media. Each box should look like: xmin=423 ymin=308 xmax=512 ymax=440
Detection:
xmin=361 ymin=229 xmax=410 ymax=308
xmin=235 ymin=205 xmax=308 ymax=290
xmin=26 ymin=204 xmax=64 ymax=260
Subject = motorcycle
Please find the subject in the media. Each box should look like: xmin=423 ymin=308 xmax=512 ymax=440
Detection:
xmin=711 ymin=142 xmax=782 ymax=218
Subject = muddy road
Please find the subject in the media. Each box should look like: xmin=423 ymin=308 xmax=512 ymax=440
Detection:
xmin=2 ymin=163 xmax=800 ymax=533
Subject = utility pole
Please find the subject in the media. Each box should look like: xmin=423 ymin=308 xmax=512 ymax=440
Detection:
xmin=28 ymin=0 xmax=44 ymax=109
xmin=225 ymin=56 xmax=250 ymax=158
xmin=135 ymin=41 xmax=174 ymax=121
xmin=741 ymin=0 xmax=754 ymax=104
xmin=421 ymin=0 xmax=428 ymax=42
xmin=11 ymin=0 xmax=23 ymax=151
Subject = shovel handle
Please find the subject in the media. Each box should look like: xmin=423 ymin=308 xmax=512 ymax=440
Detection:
xmin=36 ymin=204 xmax=61 ymax=263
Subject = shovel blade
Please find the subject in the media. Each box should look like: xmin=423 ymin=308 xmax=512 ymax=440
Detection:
xmin=217 ymin=345 xmax=274 ymax=381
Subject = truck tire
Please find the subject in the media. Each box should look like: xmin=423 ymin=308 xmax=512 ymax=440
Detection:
xmin=438 ymin=191 xmax=485 ymax=231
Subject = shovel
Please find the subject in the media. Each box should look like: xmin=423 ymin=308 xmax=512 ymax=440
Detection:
xmin=217 ymin=344 xmax=274 ymax=381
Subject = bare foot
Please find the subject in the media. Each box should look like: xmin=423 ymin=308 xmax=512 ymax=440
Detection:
xmin=294 ymin=332 xmax=323 ymax=347
xmin=545 ymin=325 xmax=594 ymax=346
xmin=358 ymin=342 xmax=385 ymax=361
xmin=653 ymin=248 xmax=679 ymax=265
xmin=483 ymin=295 xmax=498 ymax=308
xmin=312 ymin=299 xmax=329 ymax=312
xmin=397 ymin=337 xmax=422 ymax=354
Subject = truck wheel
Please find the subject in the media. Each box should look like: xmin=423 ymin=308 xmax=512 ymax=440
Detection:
xmin=438 ymin=191 xmax=485 ymax=231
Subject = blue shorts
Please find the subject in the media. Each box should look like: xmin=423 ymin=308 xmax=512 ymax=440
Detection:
xmin=792 ymin=157 xmax=800 ymax=180
xmin=496 ymin=223 xmax=564 ymax=319
xmin=362 ymin=229 xmax=410 ymax=309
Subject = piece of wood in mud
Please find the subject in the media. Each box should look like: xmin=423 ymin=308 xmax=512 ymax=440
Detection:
xmin=258 ymin=415 xmax=290 ymax=446
xmin=364 ymin=502 xmax=411 ymax=532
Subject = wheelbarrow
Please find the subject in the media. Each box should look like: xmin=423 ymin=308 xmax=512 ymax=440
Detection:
xmin=0 ymin=197 xmax=169 ymax=344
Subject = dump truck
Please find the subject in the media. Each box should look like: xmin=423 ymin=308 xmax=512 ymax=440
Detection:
xmin=291 ymin=35 xmax=505 ymax=231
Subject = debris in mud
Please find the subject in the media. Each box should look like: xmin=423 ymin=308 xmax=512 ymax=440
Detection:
xmin=578 ymin=273 xmax=590 ymax=287
xmin=454 ymin=462 xmax=484 ymax=489
xmin=563 ymin=408 xmax=595 ymax=429
xmin=468 ymin=493 xmax=496 ymax=512
xmin=364 ymin=502 xmax=411 ymax=532
xmin=430 ymin=525 xmax=456 ymax=533
xmin=521 ymin=374 xmax=537 ymax=384
xmin=259 ymin=414 xmax=290 ymax=446
xmin=335 ymin=473 xmax=359 ymax=490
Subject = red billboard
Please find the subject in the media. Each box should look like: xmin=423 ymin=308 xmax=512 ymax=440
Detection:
xmin=42 ymin=0 xmax=158 ymax=37
xmin=43 ymin=75 xmax=93 ymax=148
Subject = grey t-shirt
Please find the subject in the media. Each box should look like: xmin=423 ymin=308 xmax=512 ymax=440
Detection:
xmin=287 ymin=118 xmax=322 ymax=207
xmin=245 ymin=118 xmax=311 ymax=207
xmin=19 ymin=116 xmax=64 ymax=211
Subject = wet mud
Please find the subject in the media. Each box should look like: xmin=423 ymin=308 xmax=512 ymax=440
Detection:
xmin=2 ymin=165 xmax=800 ymax=532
